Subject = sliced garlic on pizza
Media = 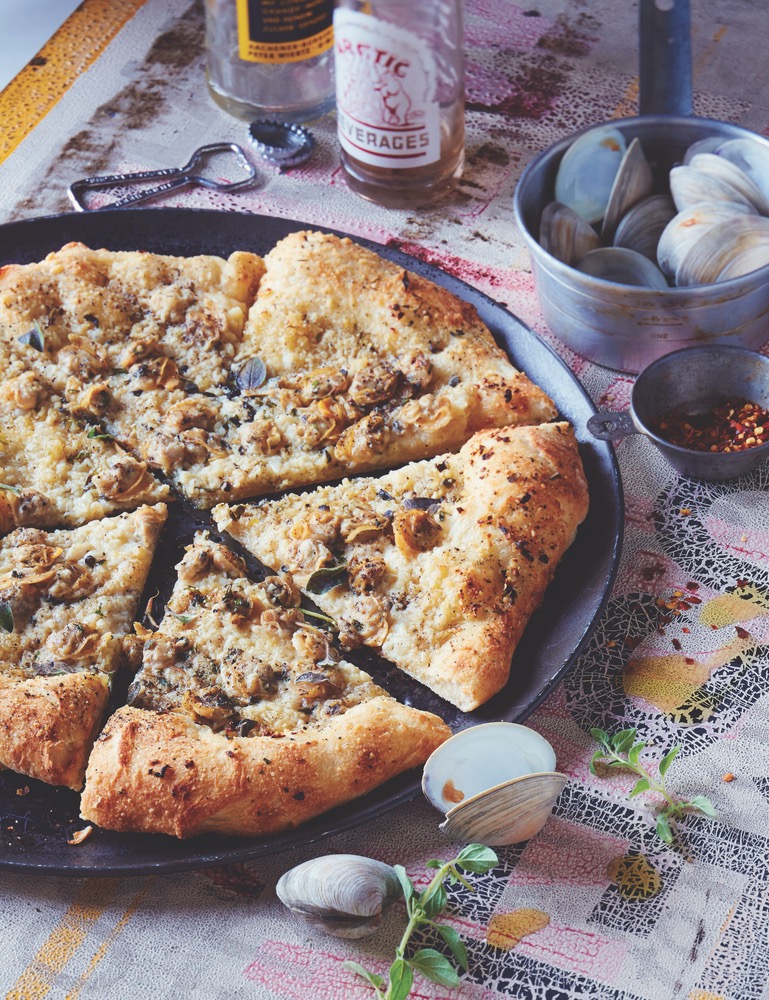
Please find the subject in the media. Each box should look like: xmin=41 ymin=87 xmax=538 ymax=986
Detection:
xmin=214 ymin=423 xmax=589 ymax=713
xmin=0 ymin=503 xmax=167 ymax=788
xmin=80 ymin=534 xmax=450 ymax=837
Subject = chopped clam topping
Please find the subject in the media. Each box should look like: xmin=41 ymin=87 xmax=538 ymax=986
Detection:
xmin=393 ymin=508 xmax=443 ymax=554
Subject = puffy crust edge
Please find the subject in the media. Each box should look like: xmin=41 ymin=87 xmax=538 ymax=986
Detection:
xmin=80 ymin=700 xmax=451 ymax=838
xmin=423 ymin=423 xmax=589 ymax=711
xmin=0 ymin=672 xmax=110 ymax=790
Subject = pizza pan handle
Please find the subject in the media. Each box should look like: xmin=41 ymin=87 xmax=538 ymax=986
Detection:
xmin=639 ymin=0 xmax=692 ymax=116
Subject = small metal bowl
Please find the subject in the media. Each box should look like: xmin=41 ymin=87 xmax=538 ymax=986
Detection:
xmin=588 ymin=345 xmax=769 ymax=480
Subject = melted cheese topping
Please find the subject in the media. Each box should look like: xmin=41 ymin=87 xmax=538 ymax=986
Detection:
xmin=214 ymin=423 xmax=589 ymax=709
xmin=0 ymin=234 xmax=556 ymax=510
xmin=0 ymin=344 xmax=169 ymax=535
xmin=0 ymin=504 xmax=166 ymax=680
xmin=129 ymin=535 xmax=388 ymax=736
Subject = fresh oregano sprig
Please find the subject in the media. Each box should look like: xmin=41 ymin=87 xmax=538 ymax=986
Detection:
xmin=590 ymin=727 xmax=716 ymax=844
xmin=344 ymin=843 xmax=498 ymax=1000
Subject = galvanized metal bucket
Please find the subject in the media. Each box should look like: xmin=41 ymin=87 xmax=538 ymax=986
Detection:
xmin=512 ymin=0 xmax=769 ymax=374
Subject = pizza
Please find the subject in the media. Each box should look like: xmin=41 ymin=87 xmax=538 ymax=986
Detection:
xmin=0 ymin=228 xmax=590 ymax=842
xmin=0 ymin=242 xmax=265 ymax=394
xmin=80 ymin=534 xmax=450 ymax=837
xmin=0 ymin=504 xmax=166 ymax=789
xmin=213 ymin=423 xmax=589 ymax=712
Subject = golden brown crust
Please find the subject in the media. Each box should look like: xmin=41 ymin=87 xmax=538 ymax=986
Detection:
xmin=0 ymin=673 xmax=110 ymax=790
xmin=215 ymin=423 xmax=589 ymax=712
xmin=81 ymin=699 xmax=450 ymax=837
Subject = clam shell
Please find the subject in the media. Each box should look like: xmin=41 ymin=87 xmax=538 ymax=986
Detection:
xmin=554 ymin=126 xmax=627 ymax=225
xmin=669 ymin=164 xmax=758 ymax=214
xmin=688 ymin=152 xmax=769 ymax=215
xmin=276 ymin=854 xmax=401 ymax=939
xmin=613 ymin=194 xmax=676 ymax=261
xmin=422 ymin=722 xmax=565 ymax=845
xmin=539 ymin=201 xmax=601 ymax=266
xmin=657 ymin=201 xmax=755 ymax=279
xmin=439 ymin=772 xmax=567 ymax=846
xmin=601 ymin=138 xmax=654 ymax=241
xmin=575 ymin=247 xmax=668 ymax=289
xmin=715 ymin=137 xmax=769 ymax=207
xmin=675 ymin=215 xmax=769 ymax=286
xmin=717 ymin=242 xmax=769 ymax=281
xmin=683 ymin=136 xmax=724 ymax=164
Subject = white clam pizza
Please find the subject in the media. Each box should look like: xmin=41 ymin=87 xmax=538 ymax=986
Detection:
xmin=213 ymin=423 xmax=589 ymax=713
xmin=0 ymin=228 xmax=589 ymax=840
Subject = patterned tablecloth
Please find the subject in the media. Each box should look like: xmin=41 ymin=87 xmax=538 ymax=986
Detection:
xmin=2 ymin=1 xmax=769 ymax=998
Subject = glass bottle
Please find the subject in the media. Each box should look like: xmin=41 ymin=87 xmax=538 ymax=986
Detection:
xmin=333 ymin=0 xmax=464 ymax=208
xmin=205 ymin=0 xmax=336 ymax=122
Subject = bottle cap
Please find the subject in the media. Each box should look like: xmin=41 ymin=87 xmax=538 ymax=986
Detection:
xmin=247 ymin=121 xmax=315 ymax=170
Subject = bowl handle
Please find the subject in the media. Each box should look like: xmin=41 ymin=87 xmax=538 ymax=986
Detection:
xmin=587 ymin=412 xmax=638 ymax=442
xmin=639 ymin=0 xmax=692 ymax=116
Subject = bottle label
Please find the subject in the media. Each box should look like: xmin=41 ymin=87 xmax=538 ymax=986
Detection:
xmin=334 ymin=9 xmax=441 ymax=169
xmin=236 ymin=0 xmax=334 ymax=64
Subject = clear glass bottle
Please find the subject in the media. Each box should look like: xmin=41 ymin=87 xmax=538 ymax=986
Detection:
xmin=205 ymin=0 xmax=336 ymax=122
xmin=333 ymin=0 xmax=464 ymax=208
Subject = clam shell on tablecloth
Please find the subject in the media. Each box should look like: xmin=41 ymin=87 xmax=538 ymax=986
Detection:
xmin=421 ymin=722 xmax=566 ymax=846
xmin=276 ymin=854 xmax=401 ymax=939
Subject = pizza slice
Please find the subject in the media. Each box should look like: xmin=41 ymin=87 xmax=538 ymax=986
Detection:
xmin=213 ymin=423 xmax=589 ymax=712
xmin=0 ymin=503 xmax=167 ymax=788
xmin=105 ymin=231 xmax=558 ymax=507
xmin=80 ymin=534 xmax=450 ymax=837
xmin=0 ymin=342 xmax=170 ymax=536
xmin=0 ymin=242 xmax=265 ymax=395
xmin=0 ymin=233 xmax=556 ymax=509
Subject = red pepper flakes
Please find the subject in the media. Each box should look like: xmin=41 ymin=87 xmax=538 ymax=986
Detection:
xmin=736 ymin=579 xmax=750 ymax=589
xmin=654 ymin=398 xmax=769 ymax=452
xmin=735 ymin=626 xmax=750 ymax=639
xmin=672 ymin=638 xmax=682 ymax=651
xmin=723 ymin=773 xmax=735 ymax=782
xmin=684 ymin=657 xmax=695 ymax=665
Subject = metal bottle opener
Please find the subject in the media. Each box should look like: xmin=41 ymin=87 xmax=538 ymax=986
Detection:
xmin=67 ymin=142 xmax=257 ymax=211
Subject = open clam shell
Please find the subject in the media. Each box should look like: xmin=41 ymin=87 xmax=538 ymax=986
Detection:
xmin=669 ymin=163 xmax=758 ymax=214
xmin=715 ymin=137 xmax=769 ymax=206
xmin=613 ymin=194 xmax=676 ymax=260
xmin=656 ymin=200 xmax=754 ymax=280
xmin=601 ymin=138 xmax=654 ymax=241
xmin=575 ymin=247 xmax=668 ymax=289
xmin=675 ymin=214 xmax=769 ymax=286
xmin=687 ymin=152 xmax=769 ymax=215
xmin=539 ymin=201 xmax=601 ymax=265
xmin=422 ymin=722 xmax=566 ymax=846
xmin=554 ymin=125 xmax=627 ymax=225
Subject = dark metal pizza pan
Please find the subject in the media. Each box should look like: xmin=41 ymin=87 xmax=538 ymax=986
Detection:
xmin=0 ymin=208 xmax=623 ymax=874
